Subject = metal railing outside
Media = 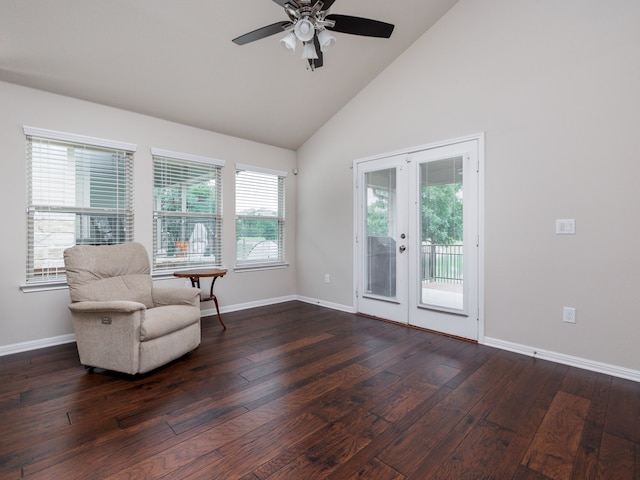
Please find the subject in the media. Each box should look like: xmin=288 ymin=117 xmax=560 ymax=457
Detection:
xmin=421 ymin=243 xmax=463 ymax=284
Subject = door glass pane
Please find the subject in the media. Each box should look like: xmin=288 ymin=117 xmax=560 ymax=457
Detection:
xmin=365 ymin=168 xmax=396 ymax=299
xmin=420 ymin=157 xmax=464 ymax=310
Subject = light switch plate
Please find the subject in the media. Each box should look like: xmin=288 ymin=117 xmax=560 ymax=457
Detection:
xmin=556 ymin=219 xmax=575 ymax=235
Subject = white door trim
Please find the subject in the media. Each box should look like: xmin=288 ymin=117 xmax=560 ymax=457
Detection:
xmin=352 ymin=133 xmax=485 ymax=343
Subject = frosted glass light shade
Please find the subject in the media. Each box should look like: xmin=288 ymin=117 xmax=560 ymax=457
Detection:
xmin=301 ymin=42 xmax=318 ymax=60
xmin=294 ymin=18 xmax=315 ymax=42
xmin=280 ymin=32 xmax=297 ymax=52
xmin=317 ymin=30 xmax=336 ymax=52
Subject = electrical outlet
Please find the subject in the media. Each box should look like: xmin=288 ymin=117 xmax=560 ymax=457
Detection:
xmin=563 ymin=307 xmax=576 ymax=324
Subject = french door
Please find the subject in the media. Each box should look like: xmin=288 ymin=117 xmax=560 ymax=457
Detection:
xmin=355 ymin=138 xmax=481 ymax=341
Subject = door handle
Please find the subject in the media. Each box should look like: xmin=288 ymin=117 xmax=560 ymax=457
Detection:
xmin=399 ymin=245 xmax=406 ymax=253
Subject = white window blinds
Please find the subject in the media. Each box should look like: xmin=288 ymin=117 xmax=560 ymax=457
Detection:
xmin=235 ymin=164 xmax=287 ymax=268
xmin=152 ymin=149 xmax=224 ymax=272
xmin=24 ymin=127 xmax=135 ymax=283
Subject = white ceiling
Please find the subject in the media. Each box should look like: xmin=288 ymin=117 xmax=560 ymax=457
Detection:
xmin=0 ymin=0 xmax=458 ymax=150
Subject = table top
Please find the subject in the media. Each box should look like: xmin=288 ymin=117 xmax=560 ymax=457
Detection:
xmin=173 ymin=268 xmax=227 ymax=278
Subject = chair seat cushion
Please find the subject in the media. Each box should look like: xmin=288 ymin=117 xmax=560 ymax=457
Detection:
xmin=140 ymin=305 xmax=200 ymax=341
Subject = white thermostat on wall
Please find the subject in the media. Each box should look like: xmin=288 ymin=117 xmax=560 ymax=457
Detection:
xmin=555 ymin=219 xmax=575 ymax=235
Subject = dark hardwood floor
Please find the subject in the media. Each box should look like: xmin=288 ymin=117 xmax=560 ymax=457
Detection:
xmin=1 ymin=301 xmax=638 ymax=479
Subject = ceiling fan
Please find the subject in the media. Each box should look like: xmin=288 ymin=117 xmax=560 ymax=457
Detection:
xmin=232 ymin=0 xmax=395 ymax=70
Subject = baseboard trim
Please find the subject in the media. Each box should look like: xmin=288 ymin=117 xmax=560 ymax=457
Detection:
xmin=483 ymin=336 xmax=640 ymax=383
xmin=201 ymin=295 xmax=354 ymax=317
xmin=295 ymin=296 xmax=355 ymax=314
xmin=0 ymin=333 xmax=76 ymax=357
xmin=200 ymin=295 xmax=299 ymax=317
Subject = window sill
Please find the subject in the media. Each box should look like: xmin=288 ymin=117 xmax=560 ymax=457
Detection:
xmin=234 ymin=262 xmax=289 ymax=273
xmin=20 ymin=281 xmax=68 ymax=293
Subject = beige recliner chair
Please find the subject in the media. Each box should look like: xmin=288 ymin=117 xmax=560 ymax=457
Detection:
xmin=64 ymin=242 xmax=201 ymax=374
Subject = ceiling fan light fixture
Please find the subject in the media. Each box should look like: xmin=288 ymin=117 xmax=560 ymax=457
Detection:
xmin=280 ymin=31 xmax=297 ymax=52
xmin=317 ymin=29 xmax=336 ymax=52
xmin=301 ymin=41 xmax=319 ymax=60
xmin=232 ymin=2 xmax=395 ymax=71
xmin=294 ymin=18 xmax=315 ymax=42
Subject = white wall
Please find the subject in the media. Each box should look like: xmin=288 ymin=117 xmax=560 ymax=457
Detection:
xmin=296 ymin=0 xmax=640 ymax=372
xmin=0 ymin=81 xmax=297 ymax=351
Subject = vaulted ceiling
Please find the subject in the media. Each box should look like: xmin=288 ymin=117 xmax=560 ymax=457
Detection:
xmin=0 ymin=0 xmax=459 ymax=150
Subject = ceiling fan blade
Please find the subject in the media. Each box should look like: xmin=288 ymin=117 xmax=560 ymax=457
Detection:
xmin=271 ymin=0 xmax=295 ymax=7
xmin=309 ymin=35 xmax=324 ymax=69
xmin=325 ymin=14 xmax=394 ymax=38
xmin=232 ymin=21 xmax=292 ymax=45
xmin=321 ymin=0 xmax=337 ymax=11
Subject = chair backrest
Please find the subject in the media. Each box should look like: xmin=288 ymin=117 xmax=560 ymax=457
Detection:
xmin=64 ymin=242 xmax=154 ymax=308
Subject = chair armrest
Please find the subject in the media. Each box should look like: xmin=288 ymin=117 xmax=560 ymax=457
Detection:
xmin=68 ymin=300 xmax=146 ymax=314
xmin=152 ymin=287 xmax=200 ymax=307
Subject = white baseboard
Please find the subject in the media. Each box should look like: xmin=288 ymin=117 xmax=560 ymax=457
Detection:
xmin=483 ymin=336 xmax=640 ymax=383
xmin=200 ymin=294 xmax=299 ymax=317
xmin=295 ymin=295 xmax=355 ymax=314
xmin=200 ymin=295 xmax=353 ymax=318
xmin=0 ymin=333 xmax=76 ymax=357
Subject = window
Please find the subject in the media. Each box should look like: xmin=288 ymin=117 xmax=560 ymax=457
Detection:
xmin=24 ymin=126 xmax=135 ymax=284
xmin=235 ymin=164 xmax=287 ymax=268
xmin=152 ymin=148 xmax=224 ymax=272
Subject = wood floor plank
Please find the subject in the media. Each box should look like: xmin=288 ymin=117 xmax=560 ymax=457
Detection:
xmin=521 ymin=391 xmax=591 ymax=480
xmin=485 ymin=358 xmax=559 ymax=432
xmin=603 ymin=376 xmax=640 ymax=443
xmin=377 ymin=352 xmax=517 ymax=476
xmin=23 ymin=417 xmax=177 ymax=479
xmin=595 ymin=431 xmax=638 ymax=480
xmin=107 ymin=360 xmax=375 ymax=479
xmin=237 ymin=333 xmax=358 ymax=383
xmin=0 ymin=301 xmax=636 ymax=479
xmin=246 ymin=332 xmax=335 ymax=363
xmin=261 ymin=408 xmax=391 ymax=479
xmin=346 ymin=458 xmax=405 ymax=480
xmin=487 ymin=361 xmax=569 ymax=480
xmin=559 ymin=366 xmax=598 ymax=399
xmin=570 ymin=373 xmax=612 ymax=480
xmin=169 ymin=411 xmax=329 ymax=480
xmin=372 ymin=380 xmax=439 ymax=423
xmin=406 ymin=354 xmax=528 ymax=479
xmin=512 ymin=464 xmax=555 ymax=479
xmin=420 ymin=419 xmax=514 ymax=480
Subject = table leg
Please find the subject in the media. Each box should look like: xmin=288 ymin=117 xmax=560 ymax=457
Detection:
xmin=209 ymin=276 xmax=227 ymax=329
xmin=188 ymin=275 xmax=226 ymax=329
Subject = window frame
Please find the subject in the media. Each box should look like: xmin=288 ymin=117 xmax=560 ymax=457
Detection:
xmin=151 ymin=148 xmax=225 ymax=274
xmin=235 ymin=163 xmax=288 ymax=271
xmin=23 ymin=126 xmax=136 ymax=290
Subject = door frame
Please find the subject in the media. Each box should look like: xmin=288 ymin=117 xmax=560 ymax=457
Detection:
xmin=352 ymin=133 xmax=485 ymax=342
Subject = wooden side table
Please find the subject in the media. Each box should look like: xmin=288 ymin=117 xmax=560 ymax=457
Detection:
xmin=173 ymin=268 xmax=227 ymax=329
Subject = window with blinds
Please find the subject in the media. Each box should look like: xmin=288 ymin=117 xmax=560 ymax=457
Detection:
xmin=235 ymin=164 xmax=287 ymax=268
xmin=24 ymin=127 xmax=135 ymax=284
xmin=152 ymin=148 xmax=224 ymax=272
